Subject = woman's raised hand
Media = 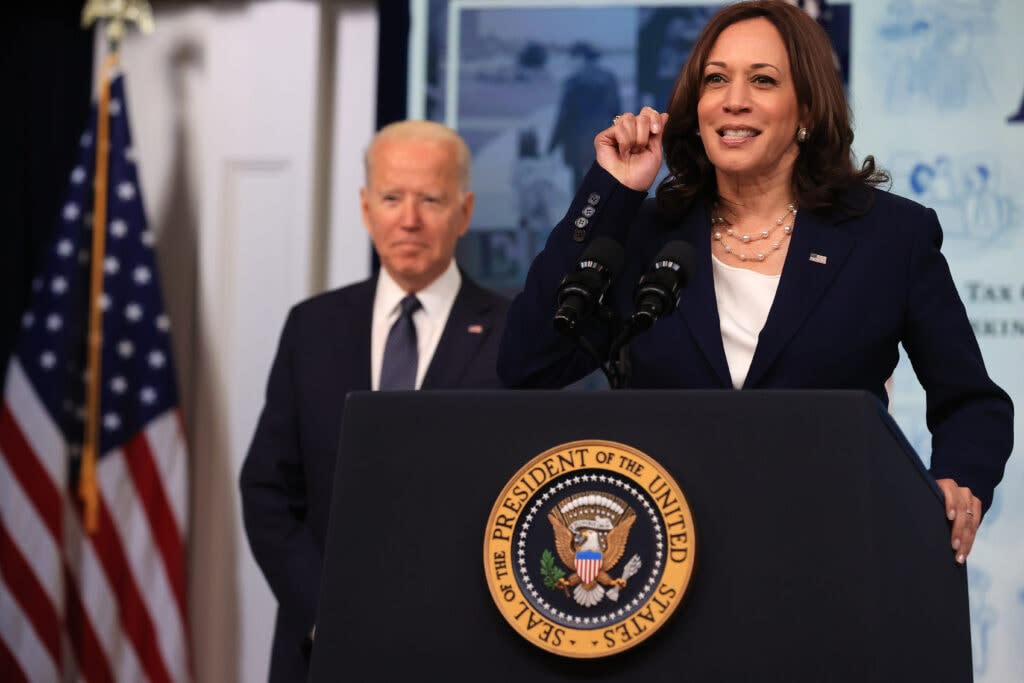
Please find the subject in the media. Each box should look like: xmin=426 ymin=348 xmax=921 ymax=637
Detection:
xmin=594 ymin=107 xmax=670 ymax=192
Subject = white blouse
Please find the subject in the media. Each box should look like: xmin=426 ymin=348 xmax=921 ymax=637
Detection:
xmin=711 ymin=255 xmax=781 ymax=389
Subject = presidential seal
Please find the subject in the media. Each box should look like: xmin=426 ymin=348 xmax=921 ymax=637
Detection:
xmin=483 ymin=440 xmax=695 ymax=658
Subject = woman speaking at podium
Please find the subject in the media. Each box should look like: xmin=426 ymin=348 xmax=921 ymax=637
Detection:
xmin=497 ymin=0 xmax=1012 ymax=564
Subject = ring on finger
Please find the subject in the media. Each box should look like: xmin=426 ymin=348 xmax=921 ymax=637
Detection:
xmin=965 ymin=509 xmax=975 ymax=517
xmin=613 ymin=115 xmax=622 ymax=124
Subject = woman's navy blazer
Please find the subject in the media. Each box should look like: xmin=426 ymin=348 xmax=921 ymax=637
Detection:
xmin=499 ymin=164 xmax=1012 ymax=512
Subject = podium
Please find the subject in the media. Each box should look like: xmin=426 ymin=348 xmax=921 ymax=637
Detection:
xmin=309 ymin=391 xmax=971 ymax=682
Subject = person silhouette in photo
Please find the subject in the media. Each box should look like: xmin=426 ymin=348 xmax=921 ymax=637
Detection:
xmin=548 ymin=41 xmax=624 ymax=191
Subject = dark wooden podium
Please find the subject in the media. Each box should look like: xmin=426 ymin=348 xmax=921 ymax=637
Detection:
xmin=308 ymin=391 xmax=971 ymax=682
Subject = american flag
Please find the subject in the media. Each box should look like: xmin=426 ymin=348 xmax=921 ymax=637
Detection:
xmin=0 ymin=68 xmax=190 ymax=682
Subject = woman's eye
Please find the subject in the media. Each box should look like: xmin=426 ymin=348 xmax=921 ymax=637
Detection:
xmin=703 ymin=73 xmax=726 ymax=85
xmin=753 ymin=75 xmax=778 ymax=86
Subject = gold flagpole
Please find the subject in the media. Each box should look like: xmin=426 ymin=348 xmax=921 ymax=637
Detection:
xmin=78 ymin=0 xmax=154 ymax=534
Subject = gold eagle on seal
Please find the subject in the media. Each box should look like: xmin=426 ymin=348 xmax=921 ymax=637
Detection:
xmin=548 ymin=491 xmax=641 ymax=607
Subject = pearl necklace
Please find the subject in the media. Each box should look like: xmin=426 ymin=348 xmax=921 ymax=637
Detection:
xmin=711 ymin=203 xmax=797 ymax=263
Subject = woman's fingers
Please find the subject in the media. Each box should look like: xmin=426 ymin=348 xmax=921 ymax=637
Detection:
xmin=610 ymin=108 xmax=663 ymax=154
xmin=936 ymin=478 xmax=982 ymax=564
xmin=595 ymin=108 xmax=668 ymax=192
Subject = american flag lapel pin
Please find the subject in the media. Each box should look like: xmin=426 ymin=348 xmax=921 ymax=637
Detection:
xmin=467 ymin=324 xmax=484 ymax=334
xmin=809 ymin=253 xmax=827 ymax=265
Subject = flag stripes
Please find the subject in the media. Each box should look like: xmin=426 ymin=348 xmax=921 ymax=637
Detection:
xmin=0 ymin=522 xmax=63 ymax=668
xmin=0 ymin=633 xmax=31 ymax=683
xmin=122 ymin=430 xmax=188 ymax=623
xmin=62 ymin=565 xmax=115 ymax=683
xmin=0 ymin=65 xmax=190 ymax=681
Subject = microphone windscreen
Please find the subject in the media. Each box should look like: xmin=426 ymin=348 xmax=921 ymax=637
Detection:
xmin=580 ymin=237 xmax=625 ymax=278
xmin=652 ymin=240 xmax=696 ymax=287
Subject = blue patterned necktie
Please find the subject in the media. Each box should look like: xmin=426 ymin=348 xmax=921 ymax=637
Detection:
xmin=379 ymin=294 xmax=422 ymax=390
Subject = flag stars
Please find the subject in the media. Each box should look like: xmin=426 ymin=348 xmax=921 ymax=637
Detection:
xmin=103 ymin=413 xmax=121 ymax=431
xmin=22 ymin=312 xmax=34 ymax=328
xmin=140 ymin=387 xmax=157 ymax=405
xmin=109 ymin=98 xmax=122 ymax=116
xmin=148 ymin=350 xmax=166 ymax=369
xmin=134 ymin=266 xmax=152 ymax=285
xmin=57 ymin=239 xmax=74 ymax=257
xmin=39 ymin=351 xmax=57 ymax=369
xmin=98 ymin=294 xmax=111 ymax=312
xmin=104 ymin=256 xmax=120 ymax=275
xmin=81 ymin=131 xmax=93 ymax=147
xmin=117 ymin=182 xmax=136 ymax=201
xmin=46 ymin=314 xmax=63 ymax=332
xmin=117 ymin=340 xmax=134 ymax=358
xmin=125 ymin=303 xmax=143 ymax=322
xmin=109 ymin=219 xmax=128 ymax=238
xmin=63 ymin=203 xmax=81 ymax=222
xmin=51 ymin=277 xmax=68 ymax=295
xmin=141 ymin=230 xmax=155 ymax=248
xmin=110 ymin=376 xmax=128 ymax=394
xmin=155 ymin=314 xmax=170 ymax=332
xmin=70 ymin=166 xmax=87 ymax=184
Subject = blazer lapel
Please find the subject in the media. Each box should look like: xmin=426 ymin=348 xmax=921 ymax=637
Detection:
xmin=675 ymin=200 xmax=733 ymax=387
xmin=743 ymin=207 xmax=854 ymax=388
xmin=421 ymin=276 xmax=495 ymax=389
xmin=341 ymin=277 xmax=375 ymax=391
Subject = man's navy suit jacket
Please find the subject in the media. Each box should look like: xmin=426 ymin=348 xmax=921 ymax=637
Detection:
xmin=499 ymin=165 xmax=1012 ymax=513
xmin=240 ymin=272 xmax=508 ymax=683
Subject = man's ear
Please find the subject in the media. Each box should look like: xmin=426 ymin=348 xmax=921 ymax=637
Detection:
xmin=458 ymin=191 xmax=475 ymax=237
xmin=360 ymin=186 xmax=372 ymax=235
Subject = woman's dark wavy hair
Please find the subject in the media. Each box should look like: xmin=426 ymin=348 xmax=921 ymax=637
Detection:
xmin=656 ymin=0 xmax=888 ymax=218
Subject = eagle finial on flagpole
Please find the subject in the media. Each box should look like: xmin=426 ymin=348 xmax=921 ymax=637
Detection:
xmin=81 ymin=0 xmax=155 ymax=50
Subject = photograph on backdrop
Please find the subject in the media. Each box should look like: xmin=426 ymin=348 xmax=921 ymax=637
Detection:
xmin=420 ymin=1 xmax=849 ymax=294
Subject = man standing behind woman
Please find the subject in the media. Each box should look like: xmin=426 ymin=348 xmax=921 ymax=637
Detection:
xmin=499 ymin=1 xmax=1012 ymax=565
xmin=241 ymin=121 xmax=508 ymax=682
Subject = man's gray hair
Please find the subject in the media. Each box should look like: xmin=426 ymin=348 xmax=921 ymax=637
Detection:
xmin=363 ymin=120 xmax=471 ymax=191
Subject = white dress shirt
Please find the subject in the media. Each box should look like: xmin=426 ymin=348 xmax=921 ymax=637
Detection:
xmin=371 ymin=260 xmax=461 ymax=390
xmin=711 ymin=255 xmax=781 ymax=389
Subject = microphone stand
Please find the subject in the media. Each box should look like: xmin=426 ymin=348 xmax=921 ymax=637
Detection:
xmin=559 ymin=302 xmax=631 ymax=389
xmin=604 ymin=318 xmax=643 ymax=390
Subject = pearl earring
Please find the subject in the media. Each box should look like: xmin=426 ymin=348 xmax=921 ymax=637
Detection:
xmin=796 ymin=127 xmax=809 ymax=143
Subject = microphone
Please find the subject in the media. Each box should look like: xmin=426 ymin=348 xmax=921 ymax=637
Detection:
xmin=554 ymin=237 xmax=625 ymax=335
xmin=631 ymin=240 xmax=696 ymax=331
